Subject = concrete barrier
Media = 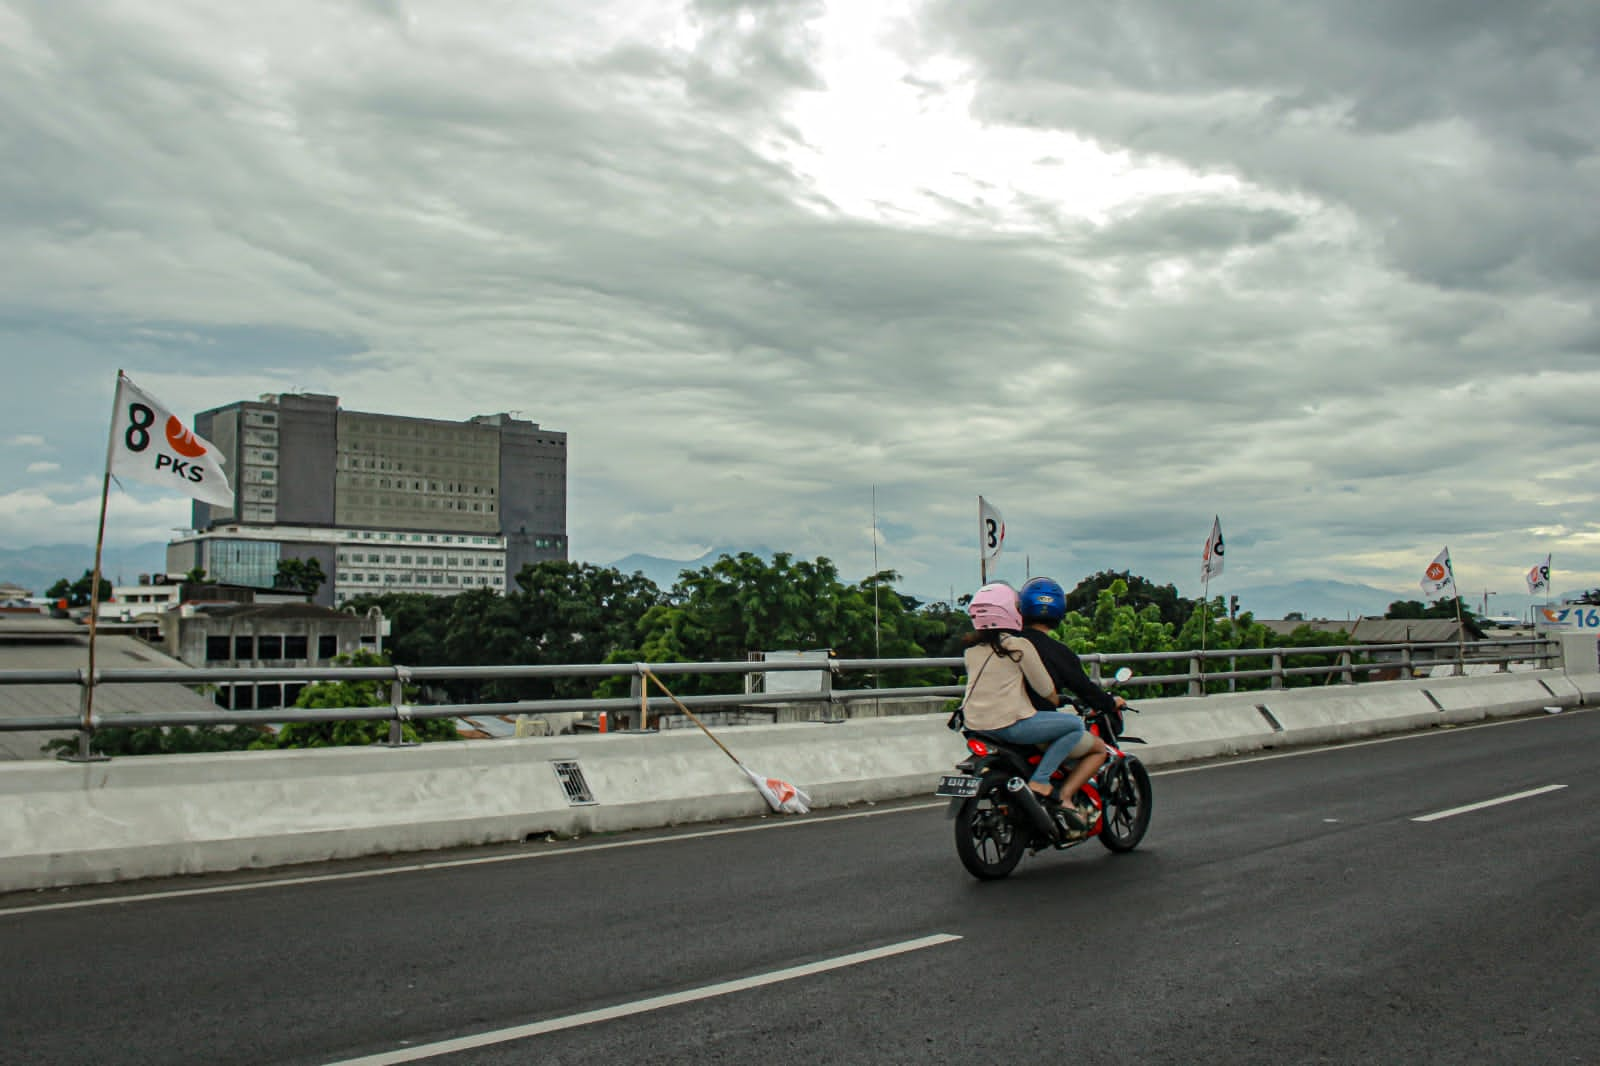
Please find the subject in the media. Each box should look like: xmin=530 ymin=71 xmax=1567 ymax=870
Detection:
xmin=0 ymin=669 xmax=1586 ymax=893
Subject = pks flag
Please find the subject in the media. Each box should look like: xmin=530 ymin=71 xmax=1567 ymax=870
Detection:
xmin=740 ymin=766 xmax=812 ymax=814
xmin=108 ymin=373 xmax=233 ymax=506
xmin=1526 ymin=555 xmax=1552 ymax=596
xmin=1420 ymin=547 xmax=1457 ymax=602
xmin=1201 ymin=516 xmax=1225 ymax=583
xmin=978 ymin=496 xmax=1006 ymax=562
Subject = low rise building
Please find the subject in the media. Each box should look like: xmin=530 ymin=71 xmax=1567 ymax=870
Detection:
xmin=157 ymin=603 xmax=389 ymax=711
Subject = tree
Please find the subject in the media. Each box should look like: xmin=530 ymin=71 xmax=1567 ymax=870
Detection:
xmin=1386 ymin=597 xmax=1475 ymax=621
xmin=184 ymin=567 xmax=208 ymax=583
xmin=346 ymin=562 xmax=667 ymax=703
xmin=615 ymin=553 xmax=945 ymax=696
xmin=46 ymin=569 xmax=112 ymax=607
xmin=1063 ymin=570 xmax=1194 ymax=630
xmin=255 ymin=649 xmax=457 ymax=748
xmin=274 ymin=557 xmax=327 ymax=595
xmin=43 ymin=723 xmax=265 ymax=758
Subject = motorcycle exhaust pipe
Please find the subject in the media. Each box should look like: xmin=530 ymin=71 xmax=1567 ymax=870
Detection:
xmin=1004 ymin=777 xmax=1059 ymax=842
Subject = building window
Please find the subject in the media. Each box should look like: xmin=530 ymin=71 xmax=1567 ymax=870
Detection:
xmin=285 ymin=635 xmax=308 ymax=660
xmin=206 ymin=636 xmax=230 ymax=662
xmin=234 ymin=635 xmax=255 ymax=660
xmin=258 ymin=635 xmax=283 ymax=661
xmin=318 ymin=635 xmax=337 ymax=660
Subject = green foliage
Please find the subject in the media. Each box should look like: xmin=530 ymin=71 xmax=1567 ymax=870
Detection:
xmin=1063 ymin=570 xmax=1193 ymax=630
xmin=274 ymin=557 xmax=327 ymax=595
xmin=349 ymin=562 xmax=665 ymax=703
xmin=604 ymin=553 xmax=951 ymax=696
xmin=254 ymin=649 xmax=457 ymax=748
xmin=1385 ymin=597 xmax=1471 ymax=620
xmin=1051 ymin=579 xmax=1355 ymax=696
xmin=47 ymin=570 xmax=112 ymax=607
xmin=184 ymin=567 xmax=208 ymax=583
xmin=43 ymin=724 xmax=265 ymax=757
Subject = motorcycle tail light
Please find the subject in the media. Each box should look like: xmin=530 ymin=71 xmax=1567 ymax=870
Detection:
xmin=966 ymin=739 xmax=991 ymax=757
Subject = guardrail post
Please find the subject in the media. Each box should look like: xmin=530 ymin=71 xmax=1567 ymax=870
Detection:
xmin=1401 ymin=644 xmax=1414 ymax=680
xmin=1088 ymin=659 xmax=1102 ymax=685
xmin=385 ymin=667 xmax=418 ymax=747
xmin=58 ymin=668 xmax=110 ymax=763
xmin=1188 ymin=656 xmax=1203 ymax=698
xmin=1339 ymin=651 xmax=1354 ymax=685
xmin=1271 ymin=651 xmax=1285 ymax=690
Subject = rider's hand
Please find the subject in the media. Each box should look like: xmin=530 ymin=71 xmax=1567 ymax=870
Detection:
xmin=1113 ymin=696 xmax=1127 ymax=709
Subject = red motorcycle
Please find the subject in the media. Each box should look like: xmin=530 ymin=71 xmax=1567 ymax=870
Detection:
xmin=936 ymin=668 xmax=1153 ymax=880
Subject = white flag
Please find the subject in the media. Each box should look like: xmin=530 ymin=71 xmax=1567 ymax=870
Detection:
xmin=1420 ymin=547 xmax=1456 ymax=602
xmin=1526 ymin=555 xmax=1551 ymax=596
xmin=740 ymin=766 xmax=811 ymax=814
xmin=108 ymin=373 xmax=234 ymax=506
xmin=1201 ymin=516 xmax=1225 ymax=583
xmin=978 ymin=496 xmax=1005 ymax=562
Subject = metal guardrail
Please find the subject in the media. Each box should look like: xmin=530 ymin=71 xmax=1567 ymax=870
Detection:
xmin=0 ymin=637 xmax=1560 ymax=750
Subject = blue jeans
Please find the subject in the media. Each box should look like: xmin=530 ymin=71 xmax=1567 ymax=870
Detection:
xmin=993 ymin=711 xmax=1086 ymax=788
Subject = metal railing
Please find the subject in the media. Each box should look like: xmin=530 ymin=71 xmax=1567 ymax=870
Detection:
xmin=0 ymin=636 xmax=1560 ymax=755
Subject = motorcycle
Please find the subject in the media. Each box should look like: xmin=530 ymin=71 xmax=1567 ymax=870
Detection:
xmin=936 ymin=666 xmax=1154 ymax=880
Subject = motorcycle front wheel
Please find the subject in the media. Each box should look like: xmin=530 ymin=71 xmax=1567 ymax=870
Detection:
xmin=954 ymin=793 xmax=1029 ymax=880
xmin=1097 ymin=757 xmax=1152 ymax=852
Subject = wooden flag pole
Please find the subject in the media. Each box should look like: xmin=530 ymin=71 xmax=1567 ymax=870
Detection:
xmin=641 ymin=668 xmax=743 ymax=768
xmin=68 ymin=373 xmax=125 ymax=762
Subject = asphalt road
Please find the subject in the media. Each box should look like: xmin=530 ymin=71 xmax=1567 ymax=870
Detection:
xmin=3 ymin=709 xmax=1596 ymax=1065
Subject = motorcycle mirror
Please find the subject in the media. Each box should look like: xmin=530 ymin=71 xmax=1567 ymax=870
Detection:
xmin=1114 ymin=667 xmax=1134 ymax=683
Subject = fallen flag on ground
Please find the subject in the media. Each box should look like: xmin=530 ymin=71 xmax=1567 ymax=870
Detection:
xmin=641 ymin=668 xmax=811 ymax=814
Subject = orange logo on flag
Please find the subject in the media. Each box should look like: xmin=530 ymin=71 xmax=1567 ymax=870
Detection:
xmin=1425 ymin=562 xmax=1447 ymax=581
xmin=165 ymin=417 xmax=208 ymax=458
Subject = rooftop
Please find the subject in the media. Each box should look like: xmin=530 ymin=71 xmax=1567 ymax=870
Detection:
xmin=0 ymin=617 xmax=217 ymax=761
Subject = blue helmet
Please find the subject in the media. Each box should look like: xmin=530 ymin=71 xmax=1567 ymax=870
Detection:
xmin=1018 ymin=577 xmax=1067 ymax=624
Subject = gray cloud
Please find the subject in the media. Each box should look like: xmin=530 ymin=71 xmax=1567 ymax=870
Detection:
xmin=0 ymin=0 xmax=1594 ymax=605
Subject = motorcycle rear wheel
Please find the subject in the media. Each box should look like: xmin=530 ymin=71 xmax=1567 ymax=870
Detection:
xmin=1097 ymin=757 xmax=1152 ymax=852
xmin=954 ymin=794 xmax=1028 ymax=880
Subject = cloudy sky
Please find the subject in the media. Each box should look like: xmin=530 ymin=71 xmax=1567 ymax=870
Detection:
xmin=2 ymin=0 xmax=1596 ymax=607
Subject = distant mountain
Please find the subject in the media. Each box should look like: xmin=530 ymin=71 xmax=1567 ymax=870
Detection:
xmin=1231 ymin=579 xmax=1407 ymax=622
xmin=0 ymin=542 xmax=172 ymax=596
xmin=605 ymin=546 xmax=774 ymax=590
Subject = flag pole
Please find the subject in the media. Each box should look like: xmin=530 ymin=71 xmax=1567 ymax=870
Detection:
xmin=978 ymin=497 xmax=986 ymax=585
xmin=69 ymin=372 xmax=124 ymax=762
xmin=1449 ymin=549 xmax=1465 ymax=675
xmin=1199 ymin=573 xmax=1209 ymax=693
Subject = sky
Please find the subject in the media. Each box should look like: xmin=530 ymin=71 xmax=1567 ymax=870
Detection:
xmin=1 ymin=0 xmax=1597 ymax=610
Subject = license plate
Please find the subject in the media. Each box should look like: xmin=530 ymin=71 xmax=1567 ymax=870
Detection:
xmin=935 ymin=774 xmax=980 ymax=798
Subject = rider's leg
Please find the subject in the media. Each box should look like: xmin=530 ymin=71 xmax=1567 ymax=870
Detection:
xmin=990 ymin=711 xmax=1086 ymax=800
xmin=1057 ymin=734 xmax=1108 ymax=807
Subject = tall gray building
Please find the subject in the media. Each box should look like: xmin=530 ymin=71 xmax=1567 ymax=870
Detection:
xmin=168 ymin=394 xmax=566 ymax=606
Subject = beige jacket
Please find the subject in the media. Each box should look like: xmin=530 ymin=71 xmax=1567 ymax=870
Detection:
xmin=960 ymin=635 xmax=1056 ymax=731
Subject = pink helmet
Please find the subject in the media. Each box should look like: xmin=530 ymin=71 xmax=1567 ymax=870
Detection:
xmin=968 ymin=582 xmax=1022 ymax=631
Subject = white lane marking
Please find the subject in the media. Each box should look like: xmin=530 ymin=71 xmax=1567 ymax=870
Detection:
xmin=322 ymin=933 xmax=962 ymax=1066
xmin=1412 ymin=784 xmax=1568 ymax=822
xmin=3 ymin=706 xmax=1584 ymax=917
xmin=0 ymin=803 xmax=945 ymax=918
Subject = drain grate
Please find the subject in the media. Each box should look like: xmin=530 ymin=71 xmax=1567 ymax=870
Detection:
xmin=551 ymin=760 xmax=596 ymax=805
xmin=1254 ymin=704 xmax=1284 ymax=733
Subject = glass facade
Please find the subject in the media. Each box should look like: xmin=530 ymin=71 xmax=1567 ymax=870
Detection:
xmin=207 ymin=538 xmax=282 ymax=589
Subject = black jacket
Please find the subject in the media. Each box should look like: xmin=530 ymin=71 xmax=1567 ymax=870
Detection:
xmin=1016 ymin=628 xmax=1118 ymax=715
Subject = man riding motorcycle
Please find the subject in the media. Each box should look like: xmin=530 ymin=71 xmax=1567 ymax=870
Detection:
xmin=1015 ymin=577 xmax=1123 ymax=830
